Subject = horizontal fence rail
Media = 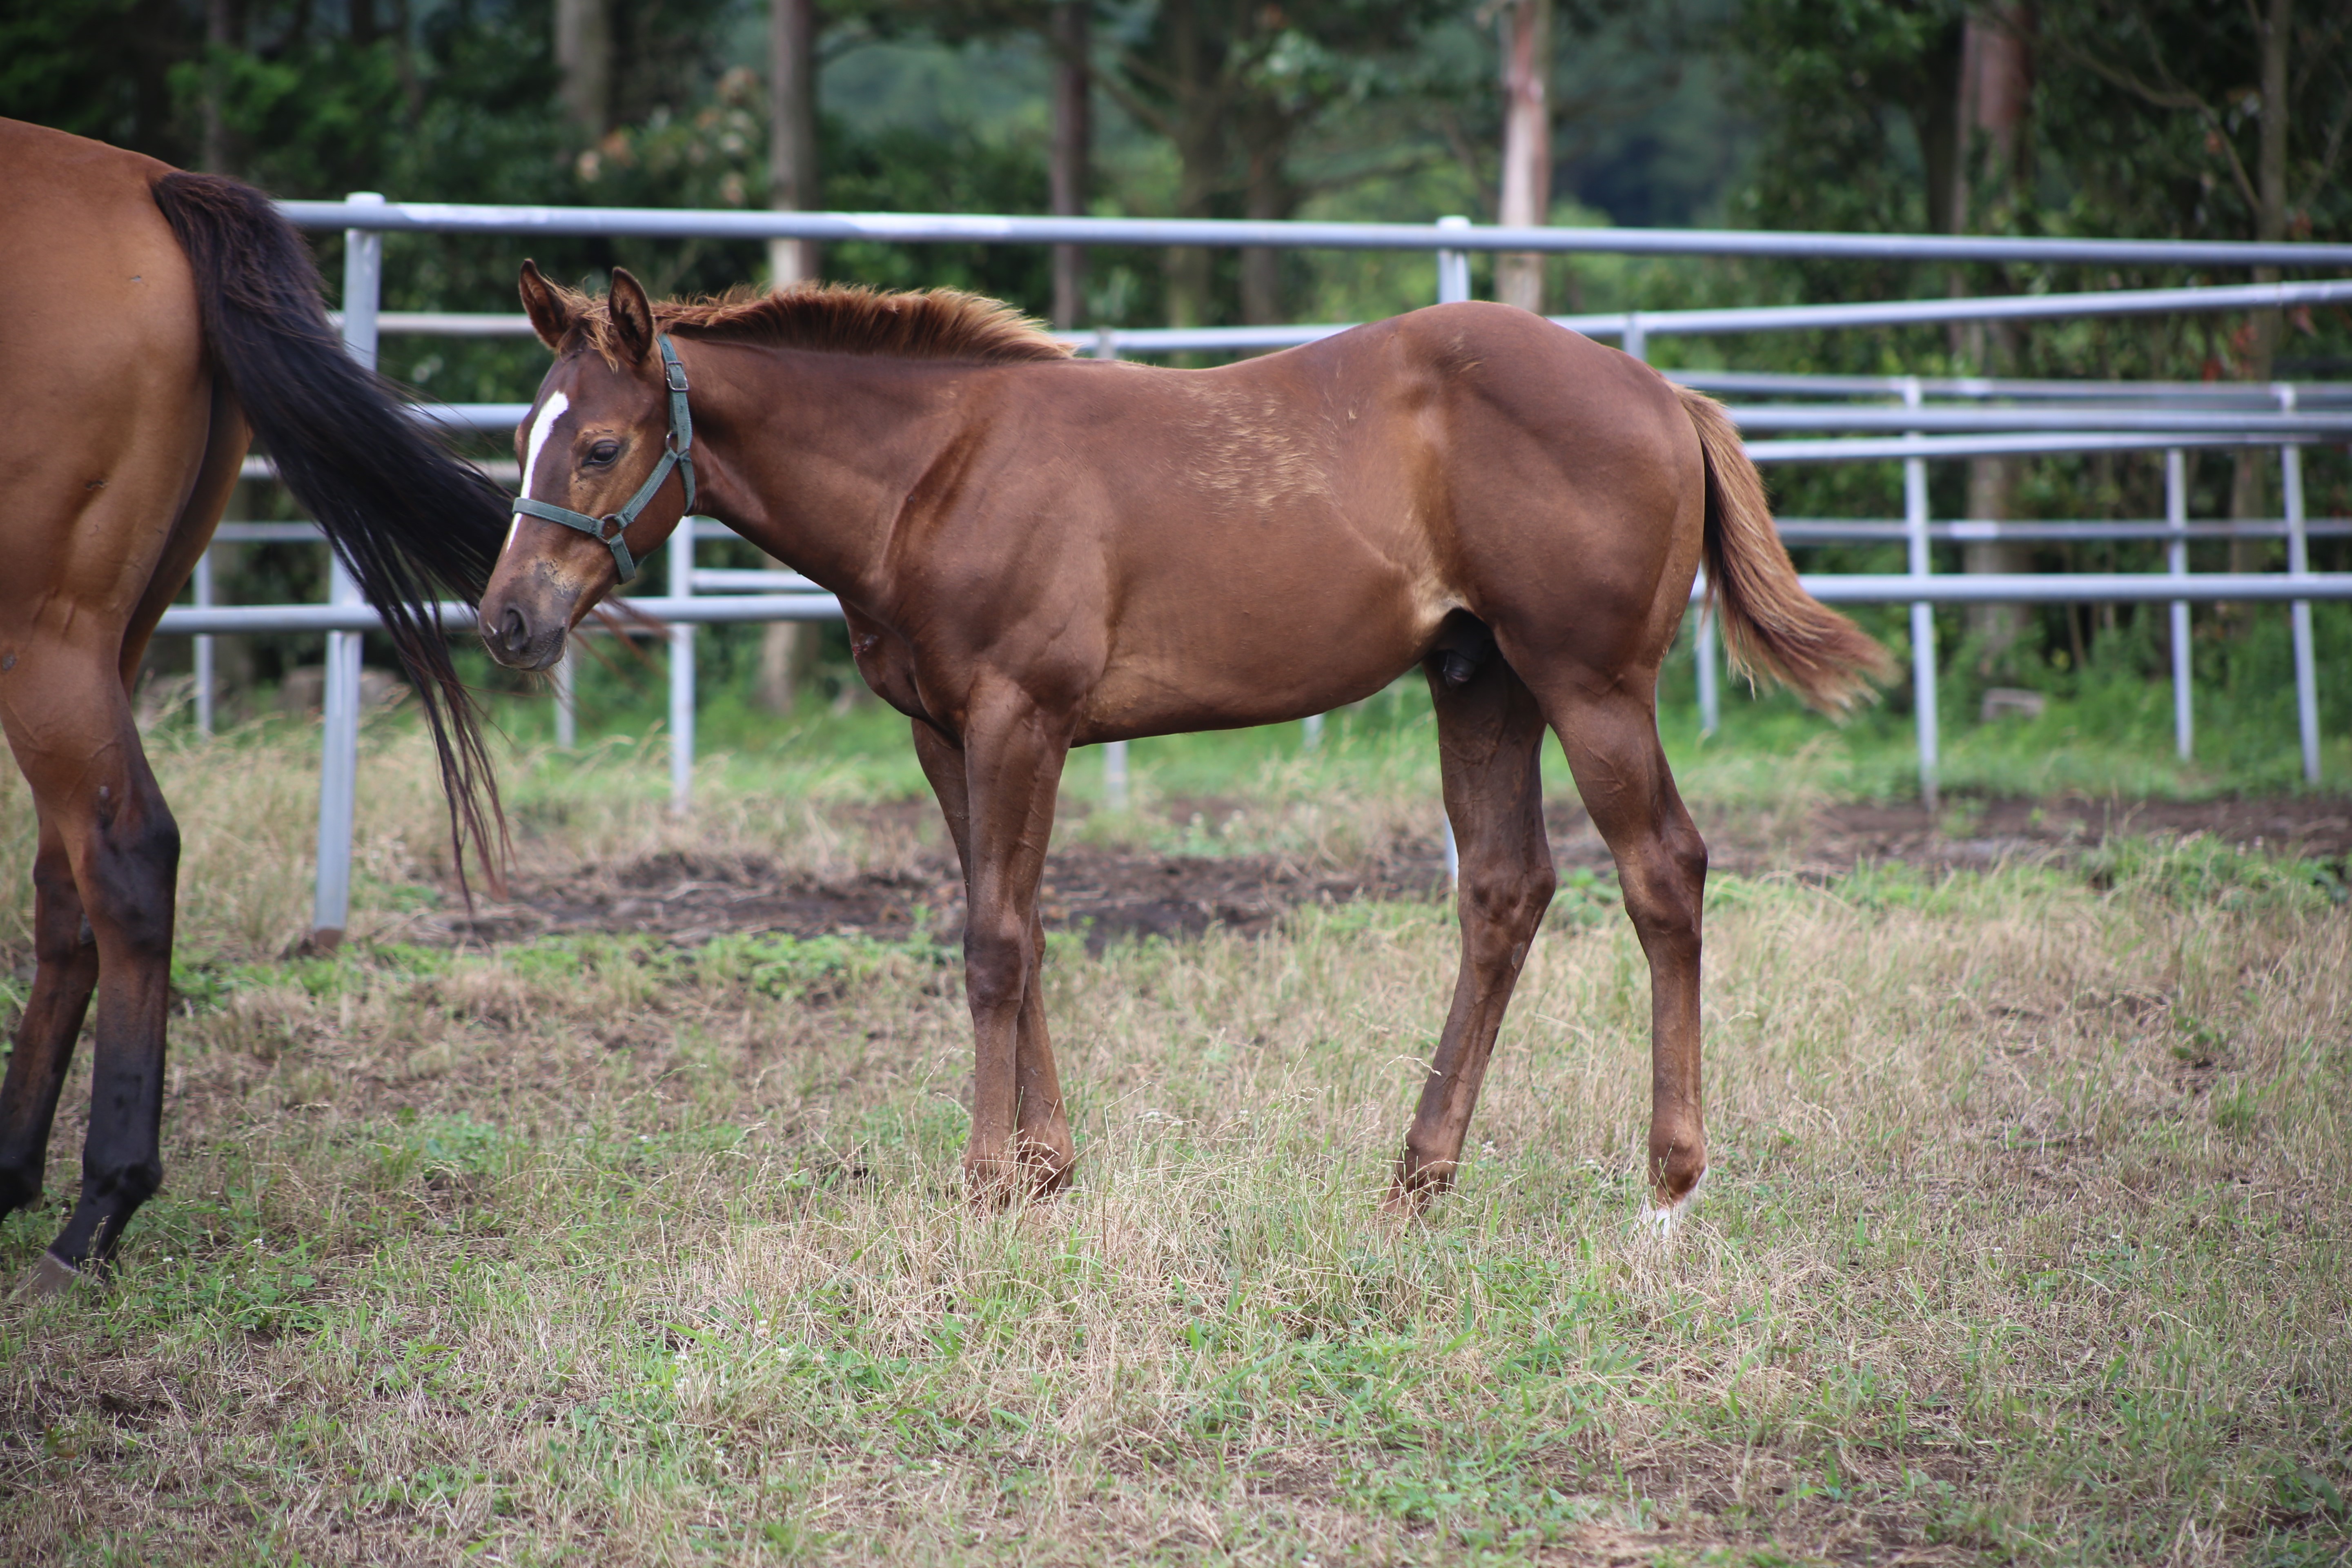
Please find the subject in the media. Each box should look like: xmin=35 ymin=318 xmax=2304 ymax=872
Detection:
xmin=158 ymin=595 xmax=844 ymax=635
xmin=197 ymin=515 xmax=2352 ymax=549
xmin=1779 ymin=518 xmax=2352 ymax=543
xmin=373 ymin=401 xmax=2352 ymax=441
xmin=1676 ymin=370 xmax=2352 ymax=404
xmin=153 ymin=572 xmax=2352 ymax=639
xmin=277 ymin=197 xmax=2352 ymax=269
xmin=337 ymin=276 xmax=2352 ymax=353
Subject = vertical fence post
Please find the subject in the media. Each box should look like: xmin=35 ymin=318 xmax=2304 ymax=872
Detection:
xmin=1902 ymin=377 xmax=1939 ymax=813
xmin=2165 ymin=448 xmax=2193 ymax=761
xmin=311 ymin=192 xmax=382 ymax=950
xmin=1091 ymin=327 xmax=1131 ymax=809
xmin=1435 ymin=214 xmax=1472 ymax=307
xmin=193 ymin=548 xmax=216 ymax=738
xmin=1434 ymin=215 xmax=1474 ymax=886
xmin=669 ymin=517 xmax=696 ymax=817
xmin=552 ymin=644 xmax=577 ymax=751
xmin=2280 ymin=387 xmax=2320 ymax=783
xmin=1620 ymin=311 xmax=1646 ymax=365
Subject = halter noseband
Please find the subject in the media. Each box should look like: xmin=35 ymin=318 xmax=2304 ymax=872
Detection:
xmin=510 ymin=334 xmax=695 ymax=585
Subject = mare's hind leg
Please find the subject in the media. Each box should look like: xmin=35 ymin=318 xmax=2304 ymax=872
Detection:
xmin=1391 ymin=650 xmax=1555 ymax=1210
xmin=0 ymin=658 xmax=180 ymax=1285
xmin=910 ymin=718 xmax=1075 ymax=1196
xmin=0 ymin=822 xmax=102 ymax=1225
xmin=1539 ymin=684 xmax=1708 ymax=1225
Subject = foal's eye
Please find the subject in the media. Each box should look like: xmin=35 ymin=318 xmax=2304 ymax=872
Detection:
xmin=585 ymin=439 xmax=621 ymax=466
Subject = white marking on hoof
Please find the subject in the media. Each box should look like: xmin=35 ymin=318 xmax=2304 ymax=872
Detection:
xmin=1642 ymin=1171 xmax=1706 ymax=1241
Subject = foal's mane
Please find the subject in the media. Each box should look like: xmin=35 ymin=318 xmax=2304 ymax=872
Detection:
xmin=571 ymin=282 xmax=1071 ymax=365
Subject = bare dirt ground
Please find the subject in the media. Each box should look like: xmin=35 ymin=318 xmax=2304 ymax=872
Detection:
xmin=417 ymin=793 xmax=2352 ymax=951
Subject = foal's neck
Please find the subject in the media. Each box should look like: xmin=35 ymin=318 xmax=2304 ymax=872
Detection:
xmin=681 ymin=341 xmax=980 ymax=599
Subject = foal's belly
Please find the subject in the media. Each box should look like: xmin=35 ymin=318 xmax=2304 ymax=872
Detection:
xmin=1072 ymin=535 xmax=1452 ymax=744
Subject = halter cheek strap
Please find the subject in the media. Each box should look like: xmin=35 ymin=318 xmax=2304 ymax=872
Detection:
xmin=510 ymin=334 xmax=696 ymax=585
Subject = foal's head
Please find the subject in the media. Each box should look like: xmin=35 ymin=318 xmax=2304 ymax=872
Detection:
xmin=480 ymin=262 xmax=691 ymax=673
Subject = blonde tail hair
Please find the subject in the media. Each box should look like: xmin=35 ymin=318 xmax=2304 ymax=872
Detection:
xmin=1679 ymin=385 xmax=1895 ymax=713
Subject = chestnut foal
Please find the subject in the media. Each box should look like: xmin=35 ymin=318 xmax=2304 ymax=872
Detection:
xmin=480 ymin=265 xmax=1887 ymax=1221
xmin=0 ymin=120 xmax=507 ymax=1292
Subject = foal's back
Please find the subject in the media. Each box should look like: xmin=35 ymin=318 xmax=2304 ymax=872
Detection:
xmin=992 ymin=304 xmax=1701 ymax=740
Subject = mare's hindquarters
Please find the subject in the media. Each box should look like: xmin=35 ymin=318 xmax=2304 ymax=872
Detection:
xmin=0 ymin=124 xmax=242 ymax=1287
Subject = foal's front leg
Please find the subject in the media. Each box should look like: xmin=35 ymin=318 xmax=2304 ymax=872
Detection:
xmin=935 ymin=690 xmax=1077 ymax=1200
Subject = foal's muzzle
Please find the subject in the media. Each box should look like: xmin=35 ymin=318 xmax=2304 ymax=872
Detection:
xmin=487 ymin=606 xmax=535 ymax=665
xmin=477 ymin=581 xmax=572 ymax=673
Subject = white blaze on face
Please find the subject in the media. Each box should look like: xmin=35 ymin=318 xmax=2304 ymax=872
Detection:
xmin=504 ymin=390 xmax=572 ymax=561
xmin=522 ymin=390 xmax=570 ymax=497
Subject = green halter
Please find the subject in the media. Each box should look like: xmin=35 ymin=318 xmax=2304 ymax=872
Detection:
xmin=510 ymin=334 xmax=695 ymax=585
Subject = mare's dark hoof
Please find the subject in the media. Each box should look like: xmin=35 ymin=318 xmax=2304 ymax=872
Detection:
xmin=17 ymin=1252 xmax=82 ymax=1300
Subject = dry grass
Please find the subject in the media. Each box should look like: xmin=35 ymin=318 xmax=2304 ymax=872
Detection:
xmin=1 ymin=726 xmax=2348 ymax=1566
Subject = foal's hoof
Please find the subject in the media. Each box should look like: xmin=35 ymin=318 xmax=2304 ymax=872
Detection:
xmin=1642 ymin=1168 xmax=1707 ymax=1241
xmin=962 ymin=1145 xmax=1076 ymax=1208
xmin=1383 ymin=1157 xmax=1456 ymax=1218
xmin=16 ymin=1252 xmax=83 ymax=1301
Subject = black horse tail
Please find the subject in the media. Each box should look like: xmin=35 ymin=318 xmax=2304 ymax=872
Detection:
xmin=150 ymin=170 xmax=507 ymax=894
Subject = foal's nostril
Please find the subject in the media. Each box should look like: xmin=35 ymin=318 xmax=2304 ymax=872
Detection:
xmin=498 ymin=606 xmax=529 ymax=659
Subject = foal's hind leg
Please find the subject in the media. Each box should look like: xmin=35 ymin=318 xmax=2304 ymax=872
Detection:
xmin=911 ymin=717 xmax=1076 ymax=1197
xmin=1390 ymin=652 xmax=1555 ymax=1211
xmin=1540 ymin=684 xmax=1708 ymax=1225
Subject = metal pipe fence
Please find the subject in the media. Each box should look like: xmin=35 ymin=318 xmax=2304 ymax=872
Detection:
xmin=336 ymin=274 xmax=2352 ymax=358
xmin=382 ymin=396 xmax=2352 ymax=440
xmin=174 ymin=198 xmax=2352 ymax=941
xmin=276 ymin=196 xmax=2352 ymax=269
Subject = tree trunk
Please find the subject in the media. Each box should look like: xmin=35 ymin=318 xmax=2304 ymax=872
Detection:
xmin=201 ymin=0 xmax=242 ymax=174
xmin=2229 ymin=0 xmax=2290 ymax=567
xmin=755 ymin=617 xmax=816 ymax=715
xmin=1158 ymin=0 xmax=1221 ymax=331
xmin=1956 ymin=5 xmax=2034 ymax=661
xmin=1239 ymin=129 xmax=1290 ymax=324
xmin=756 ymin=0 xmax=824 ymax=710
xmin=1050 ymin=2 xmax=1091 ymax=329
xmin=767 ymin=0 xmax=820 ymax=288
xmin=390 ymin=0 xmax=422 ymax=116
xmin=1494 ymin=0 xmax=1552 ymax=313
xmin=555 ymin=0 xmax=611 ymax=139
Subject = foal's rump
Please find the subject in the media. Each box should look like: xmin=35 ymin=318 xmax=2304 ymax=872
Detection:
xmin=1065 ymin=304 xmax=1726 ymax=735
xmin=1333 ymin=303 xmax=1887 ymax=716
xmin=1408 ymin=303 xmax=1707 ymax=649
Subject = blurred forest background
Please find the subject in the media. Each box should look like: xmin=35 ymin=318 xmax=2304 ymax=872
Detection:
xmin=3 ymin=0 xmax=2349 ymax=766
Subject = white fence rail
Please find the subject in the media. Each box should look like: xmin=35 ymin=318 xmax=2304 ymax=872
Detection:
xmin=176 ymin=198 xmax=2351 ymax=941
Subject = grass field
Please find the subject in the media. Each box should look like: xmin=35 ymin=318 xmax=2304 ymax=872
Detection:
xmin=2 ymin=702 xmax=2349 ymax=1565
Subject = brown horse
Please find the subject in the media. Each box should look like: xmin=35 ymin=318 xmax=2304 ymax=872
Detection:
xmin=481 ymin=265 xmax=1889 ymax=1220
xmin=0 ymin=120 xmax=508 ymax=1292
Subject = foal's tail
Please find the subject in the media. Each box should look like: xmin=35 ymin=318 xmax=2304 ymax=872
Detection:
xmin=151 ymin=171 xmax=508 ymax=892
xmin=1677 ymin=386 xmax=1894 ymax=713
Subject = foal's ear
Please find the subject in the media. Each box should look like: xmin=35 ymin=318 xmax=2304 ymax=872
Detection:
xmin=517 ymin=260 xmax=575 ymax=350
xmin=606 ymin=268 xmax=658 ymax=365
